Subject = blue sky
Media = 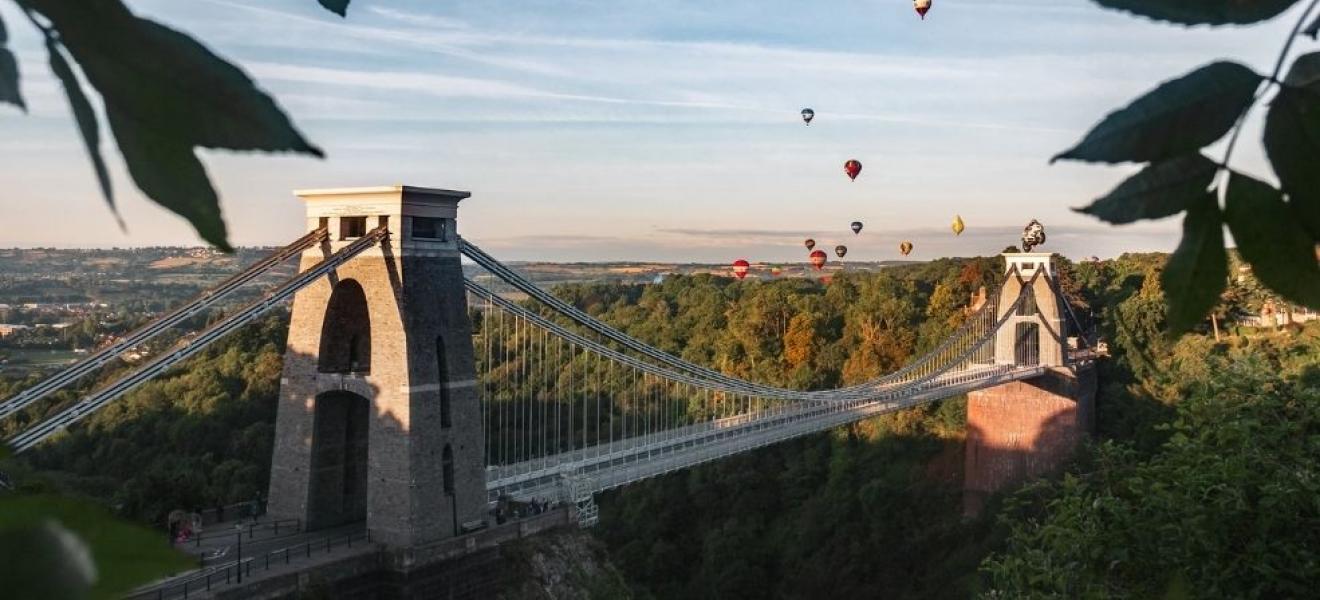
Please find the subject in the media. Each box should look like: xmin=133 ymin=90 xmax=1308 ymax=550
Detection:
xmin=0 ymin=0 xmax=1301 ymax=261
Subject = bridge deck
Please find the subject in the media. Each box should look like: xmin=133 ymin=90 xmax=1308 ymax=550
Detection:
xmin=487 ymin=364 xmax=1046 ymax=501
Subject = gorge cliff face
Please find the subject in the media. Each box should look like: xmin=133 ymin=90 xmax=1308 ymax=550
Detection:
xmin=497 ymin=529 xmax=631 ymax=600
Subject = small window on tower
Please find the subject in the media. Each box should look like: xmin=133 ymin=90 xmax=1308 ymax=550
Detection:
xmin=412 ymin=217 xmax=446 ymax=240
xmin=340 ymin=216 xmax=367 ymax=240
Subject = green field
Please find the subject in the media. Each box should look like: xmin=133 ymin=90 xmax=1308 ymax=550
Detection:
xmin=0 ymin=349 xmax=81 ymax=370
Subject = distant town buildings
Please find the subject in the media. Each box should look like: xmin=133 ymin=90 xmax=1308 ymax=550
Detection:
xmin=0 ymin=324 xmax=31 ymax=337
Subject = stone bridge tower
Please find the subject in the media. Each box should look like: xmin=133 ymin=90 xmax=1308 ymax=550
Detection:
xmin=963 ymin=253 xmax=1096 ymax=516
xmin=268 ymin=186 xmax=487 ymax=547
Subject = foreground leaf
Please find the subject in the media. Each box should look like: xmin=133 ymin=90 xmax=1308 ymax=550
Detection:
xmin=0 ymin=14 xmax=24 ymax=110
xmin=0 ymin=495 xmax=192 ymax=600
xmin=1161 ymin=192 xmax=1226 ymax=336
xmin=1076 ymin=154 xmax=1217 ymax=224
xmin=46 ymin=39 xmax=115 ymax=219
xmin=107 ymin=108 xmax=230 ymax=251
xmin=0 ymin=521 xmax=97 ymax=600
xmin=22 ymin=0 xmax=323 ymax=249
xmin=1223 ymin=172 xmax=1320 ymax=308
xmin=318 ymin=0 xmax=351 ymax=17
xmin=1054 ymin=62 xmax=1262 ymax=164
xmin=1092 ymin=0 xmax=1301 ymax=26
xmin=1265 ymin=52 xmax=1320 ymax=240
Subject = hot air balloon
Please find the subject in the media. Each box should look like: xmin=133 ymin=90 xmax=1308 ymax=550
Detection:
xmin=899 ymin=241 xmax=914 ymax=256
xmin=844 ymin=159 xmax=863 ymax=182
xmin=809 ymin=249 xmax=828 ymax=270
xmin=732 ymin=259 xmax=750 ymax=280
xmin=835 ymin=245 xmax=848 ymax=258
xmin=851 ymin=221 xmax=863 ymax=235
xmin=804 ymin=238 xmax=816 ymax=251
xmin=801 ymin=108 xmax=815 ymax=125
xmin=952 ymin=214 xmax=965 ymax=236
xmin=914 ymin=0 xmax=932 ymax=19
xmin=1021 ymin=219 xmax=1047 ymax=252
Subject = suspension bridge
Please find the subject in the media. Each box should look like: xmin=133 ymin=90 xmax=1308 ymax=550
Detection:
xmin=0 ymin=186 xmax=1098 ymax=597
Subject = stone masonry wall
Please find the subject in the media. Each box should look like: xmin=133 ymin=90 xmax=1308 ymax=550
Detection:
xmin=963 ymin=366 xmax=1096 ymax=516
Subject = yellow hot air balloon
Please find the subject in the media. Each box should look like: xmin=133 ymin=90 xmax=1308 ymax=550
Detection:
xmin=899 ymin=241 xmax=914 ymax=256
xmin=951 ymin=214 xmax=965 ymax=236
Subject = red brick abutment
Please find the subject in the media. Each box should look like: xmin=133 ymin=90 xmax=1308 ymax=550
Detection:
xmin=963 ymin=365 xmax=1097 ymax=517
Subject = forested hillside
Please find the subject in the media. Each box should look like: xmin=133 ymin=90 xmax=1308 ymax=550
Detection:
xmin=0 ymin=314 xmax=287 ymax=522
xmin=2 ymin=251 xmax=1316 ymax=598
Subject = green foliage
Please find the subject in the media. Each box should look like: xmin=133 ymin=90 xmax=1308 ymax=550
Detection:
xmin=981 ymin=351 xmax=1320 ymax=598
xmin=567 ymin=261 xmax=1008 ymax=599
xmin=1053 ymin=62 xmax=1262 ymax=164
xmin=1161 ymin=193 xmax=1226 ymax=335
xmin=8 ymin=0 xmax=332 ymax=249
xmin=598 ymin=403 xmax=990 ymax=600
xmin=46 ymin=37 xmax=113 ymax=216
xmin=1091 ymin=0 xmax=1303 ymax=26
xmin=1076 ymin=154 xmax=1217 ymax=224
xmin=0 ymin=495 xmax=193 ymax=600
xmin=1061 ymin=2 xmax=1320 ymax=336
xmin=318 ymin=0 xmax=351 ymax=17
xmin=1263 ymin=52 xmax=1320 ymax=240
xmin=0 ymin=13 xmax=24 ymax=110
xmin=1223 ymin=172 xmax=1320 ymax=307
xmin=8 ymin=313 xmax=288 ymax=523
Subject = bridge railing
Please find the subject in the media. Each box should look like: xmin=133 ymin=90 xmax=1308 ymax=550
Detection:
xmin=126 ymin=529 xmax=373 ymax=600
xmin=182 ymin=518 xmax=301 ymax=551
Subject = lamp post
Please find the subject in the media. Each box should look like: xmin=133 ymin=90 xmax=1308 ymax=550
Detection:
xmin=235 ymin=524 xmax=243 ymax=584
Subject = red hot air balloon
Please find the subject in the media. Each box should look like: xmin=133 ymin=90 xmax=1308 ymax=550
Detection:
xmin=732 ymin=259 xmax=750 ymax=280
xmin=809 ymin=250 xmax=828 ymax=271
xmin=914 ymin=0 xmax=932 ymax=19
xmin=804 ymin=238 xmax=816 ymax=251
xmin=844 ymin=159 xmax=863 ymax=181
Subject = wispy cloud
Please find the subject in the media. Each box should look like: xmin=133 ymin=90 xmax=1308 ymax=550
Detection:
xmin=367 ymin=6 xmax=472 ymax=30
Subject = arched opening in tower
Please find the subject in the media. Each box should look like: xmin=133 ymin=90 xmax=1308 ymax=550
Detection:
xmin=307 ymin=390 xmax=370 ymax=529
xmin=1015 ymin=322 xmax=1041 ymax=366
xmin=319 ymin=279 xmax=371 ymax=374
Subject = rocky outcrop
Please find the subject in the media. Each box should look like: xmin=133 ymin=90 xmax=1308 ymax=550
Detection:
xmin=497 ymin=529 xmax=631 ymax=600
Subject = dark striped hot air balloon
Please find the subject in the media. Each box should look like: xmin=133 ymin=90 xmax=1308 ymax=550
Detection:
xmin=801 ymin=108 xmax=815 ymax=125
xmin=804 ymin=238 xmax=816 ymax=251
xmin=851 ymin=221 xmax=863 ymax=235
xmin=899 ymin=241 xmax=914 ymax=256
xmin=835 ymin=245 xmax=848 ymax=259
